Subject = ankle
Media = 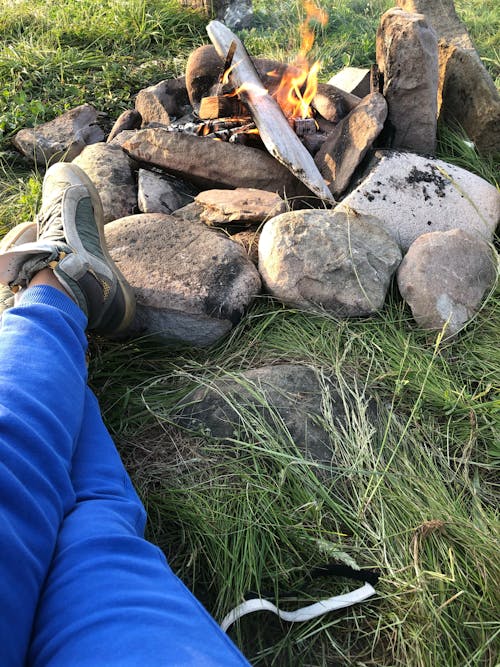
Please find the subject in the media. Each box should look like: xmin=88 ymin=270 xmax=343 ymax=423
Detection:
xmin=28 ymin=268 xmax=75 ymax=302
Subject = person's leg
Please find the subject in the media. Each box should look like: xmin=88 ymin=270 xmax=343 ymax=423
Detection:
xmin=0 ymin=162 xmax=136 ymax=664
xmin=0 ymin=162 xmax=246 ymax=665
xmin=0 ymin=285 xmax=88 ymax=665
xmin=29 ymin=388 xmax=250 ymax=667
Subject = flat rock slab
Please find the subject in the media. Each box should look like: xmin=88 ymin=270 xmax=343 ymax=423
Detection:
xmin=258 ymin=207 xmax=402 ymax=317
xmin=12 ymin=104 xmax=106 ymax=165
xmin=315 ymin=92 xmax=387 ymax=198
xmin=397 ymin=229 xmax=498 ymax=335
xmin=397 ymin=0 xmax=500 ymax=155
xmin=174 ymin=363 xmax=375 ymax=465
xmin=327 ymin=67 xmax=371 ymax=98
xmin=341 ymin=150 xmax=500 ymax=252
xmin=377 ymin=8 xmax=438 ymax=154
xmin=119 ymin=128 xmax=309 ymax=198
xmin=105 ymin=213 xmax=261 ymax=346
xmin=195 ymin=188 xmax=286 ymax=225
xmin=72 ymin=143 xmax=137 ymax=223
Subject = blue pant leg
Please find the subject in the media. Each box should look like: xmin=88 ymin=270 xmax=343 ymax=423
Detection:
xmin=29 ymin=388 xmax=250 ymax=667
xmin=0 ymin=286 xmax=88 ymax=665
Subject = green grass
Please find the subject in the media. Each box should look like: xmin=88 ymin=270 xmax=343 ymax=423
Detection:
xmin=1 ymin=0 xmax=499 ymax=664
xmin=454 ymin=0 xmax=500 ymax=88
xmin=90 ymin=296 xmax=499 ymax=665
xmin=240 ymin=0 xmax=391 ymax=73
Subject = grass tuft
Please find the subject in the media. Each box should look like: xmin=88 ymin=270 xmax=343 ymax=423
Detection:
xmin=90 ymin=292 xmax=499 ymax=665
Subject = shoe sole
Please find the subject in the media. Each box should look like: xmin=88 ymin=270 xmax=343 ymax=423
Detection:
xmin=0 ymin=222 xmax=38 ymax=315
xmin=61 ymin=164 xmax=136 ymax=334
xmin=1 ymin=221 xmax=37 ymax=251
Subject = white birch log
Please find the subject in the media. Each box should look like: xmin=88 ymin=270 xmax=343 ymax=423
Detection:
xmin=206 ymin=20 xmax=335 ymax=203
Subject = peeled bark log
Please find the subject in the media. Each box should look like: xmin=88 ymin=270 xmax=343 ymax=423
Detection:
xmin=206 ymin=20 xmax=334 ymax=203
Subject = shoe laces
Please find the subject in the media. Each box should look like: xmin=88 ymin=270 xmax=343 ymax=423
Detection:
xmin=35 ymin=191 xmax=67 ymax=245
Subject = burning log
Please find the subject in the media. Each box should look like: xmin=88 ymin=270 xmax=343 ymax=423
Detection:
xmin=206 ymin=20 xmax=334 ymax=203
xmin=199 ymin=95 xmax=248 ymax=120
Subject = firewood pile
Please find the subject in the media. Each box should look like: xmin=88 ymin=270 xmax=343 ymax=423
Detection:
xmin=160 ymin=14 xmax=345 ymax=202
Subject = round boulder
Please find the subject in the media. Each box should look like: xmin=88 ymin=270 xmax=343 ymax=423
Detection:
xmin=258 ymin=207 xmax=402 ymax=316
xmin=105 ymin=213 xmax=262 ymax=346
xmin=397 ymin=229 xmax=498 ymax=335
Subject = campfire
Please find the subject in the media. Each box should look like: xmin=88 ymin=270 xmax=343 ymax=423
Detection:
xmin=168 ymin=1 xmax=336 ymax=202
xmin=201 ymin=0 xmax=327 ymax=133
xmin=272 ymin=0 xmax=327 ymax=123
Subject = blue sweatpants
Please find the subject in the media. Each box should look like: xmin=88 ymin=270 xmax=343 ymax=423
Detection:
xmin=0 ymin=286 xmax=249 ymax=666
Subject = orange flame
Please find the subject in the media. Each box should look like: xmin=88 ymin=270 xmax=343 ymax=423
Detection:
xmin=273 ymin=0 xmax=327 ymax=119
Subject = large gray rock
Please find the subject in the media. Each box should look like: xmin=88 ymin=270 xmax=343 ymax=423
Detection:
xmin=397 ymin=0 xmax=500 ymax=156
xmin=135 ymin=77 xmax=190 ymax=125
xmin=72 ymin=143 xmax=137 ymax=223
xmin=314 ymin=92 xmax=387 ymax=198
xmin=105 ymin=213 xmax=261 ymax=346
xmin=376 ymin=8 xmax=438 ymax=154
xmin=174 ymin=364 xmax=375 ymax=464
xmin=258 ymin=208 xmax=402 ymax=317
xmin=137 ymin=169 xmax=194 ymax=214
xmin=12 ymin=104 xmax=106 ymax=165
xmin=340 ymin=151 xmax=500 ymax=252
xmin=397 ymin=229 xmax=498 ymax=335
xmin=119 ymin=128 xmax=310 ymax=197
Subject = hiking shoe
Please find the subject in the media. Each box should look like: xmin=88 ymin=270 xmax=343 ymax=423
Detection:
xmin=0 ymin=163 xmax=135 ymax=336
xmin=0 ymin=221 xmax=37 ymax=316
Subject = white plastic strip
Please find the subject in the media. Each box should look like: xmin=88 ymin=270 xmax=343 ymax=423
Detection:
xmin=221 ymin=582 xmax=376 ymax=632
